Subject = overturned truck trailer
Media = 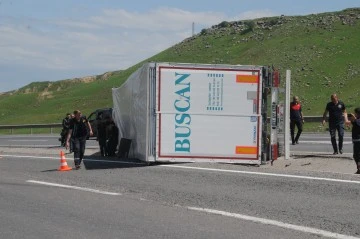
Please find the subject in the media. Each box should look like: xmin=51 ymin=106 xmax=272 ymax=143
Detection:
xmin=112 ymin=63 xmax=280 ymax=164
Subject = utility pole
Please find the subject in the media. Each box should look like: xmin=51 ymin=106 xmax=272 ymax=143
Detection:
xmin=192 ymin=22 xmax=195 ymax=36
xmin=284 ymin=70 xmax=291 ymax=160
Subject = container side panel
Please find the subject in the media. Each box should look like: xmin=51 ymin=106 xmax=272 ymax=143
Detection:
xmin=160 ymin=113 xmax=259 ymax=159
xmin=157 ymin=65 xmax=261 ymax=162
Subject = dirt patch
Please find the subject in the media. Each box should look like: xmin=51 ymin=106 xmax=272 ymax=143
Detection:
xmin=75 ymin=76 xmax=97 ymax=83
xmin=100 ymin=72 xmax=112 ymax=80
xmin=38 ymin=90 xmax=53 ymax=100
xmin=263 ymin=154 xmax=357 ymax=174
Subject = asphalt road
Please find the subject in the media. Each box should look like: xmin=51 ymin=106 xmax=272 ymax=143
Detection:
xmin=1 ymin=152 xmax=360 ymax=238
xmin=0 ymin=133 xmax=353 ymax=155
xmin=290 ymin=132 xmax=353 ymax=155
xmin=0 ymin=135 xmax=99 ymax=148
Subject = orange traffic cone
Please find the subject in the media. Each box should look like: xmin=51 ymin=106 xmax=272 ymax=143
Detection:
xmin=58 ymin=151 xmax=72 ymax=171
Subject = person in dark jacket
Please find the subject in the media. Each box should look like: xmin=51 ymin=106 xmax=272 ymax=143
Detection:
xmin=106 ymin=119 xmax=119 ymax=157
xmin=290 ymin=96 xmax=304 ymax=145
xmin=60 ymin=113 xmax=71 ymax=146
xmin=97 ymin=119 xmax=108 ymax=157
xmin=348 ymin=107 xmax=360 ymax=174
xmin=65 ymin=110 xmax=93 ymax=169
xmin=322 ymin=94 xmax=349 ymax=154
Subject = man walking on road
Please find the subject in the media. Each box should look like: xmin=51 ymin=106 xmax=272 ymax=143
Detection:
xmin=65 ymin=110 xmax=93 ymax=169
xmin=322 ymin=94 xmax=348 ymax=155
xmin=290 ymin=96 xmax=304 ymax=145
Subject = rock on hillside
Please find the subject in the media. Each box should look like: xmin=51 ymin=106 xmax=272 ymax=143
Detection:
xmin=3 ymin=71 xmax=119 ymax=96
xmin=195 ymin=8 xmax=360 ymax=39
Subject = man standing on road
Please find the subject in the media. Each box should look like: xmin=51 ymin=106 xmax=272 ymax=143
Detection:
xmin=60 ymin=113 xmax=71 ymax=147
xmin=322 ymin=94 xmax=348 ymax=155
xmin=290 ymin=96 xmax=304 ymax=145
xmin=348 ymin=107 xmax=360 ymax=174
xmin=97 ymin=117 xmax=108 ymax=157
xmin=65 ymin=110 xmax=93 ymax=169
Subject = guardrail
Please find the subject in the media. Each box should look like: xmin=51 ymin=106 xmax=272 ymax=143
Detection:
xmin=0 ymin=116 xmax=325 ymax=135
xmin=0 ymin=123 xmax=62 ymax=134
xmin=293 ymin=116 xmax=324 ymax=123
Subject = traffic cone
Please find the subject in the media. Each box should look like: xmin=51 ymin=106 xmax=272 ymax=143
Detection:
xmin=58 ymin=151 xmax=72 ymax=171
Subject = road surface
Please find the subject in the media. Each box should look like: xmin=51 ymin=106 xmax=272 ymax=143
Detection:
xmin=0 ymin=135 xmax=98 ymax=148
xmin=0 ymin=133 xmax=353 ymax=155
xmin=1 ymin=149 xmax=360 ymax=238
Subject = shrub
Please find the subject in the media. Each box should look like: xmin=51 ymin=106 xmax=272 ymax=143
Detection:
xmin=201 ymin=28 xmax=209 ymax=35
xmin=245 ymin=21 xmax=255 ymax=31
xmin=219 ymin=21 xmax=230 ymax=28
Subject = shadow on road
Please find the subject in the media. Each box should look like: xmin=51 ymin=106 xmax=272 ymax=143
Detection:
xmin=41 ymin=169 xmax=61 ymax=172
xmin=81 ymin=152 xmax=148 ymax=170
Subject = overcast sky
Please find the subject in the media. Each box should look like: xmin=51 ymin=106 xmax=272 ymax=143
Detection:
xmin=0 ymin=0 xmax=359 ymax=92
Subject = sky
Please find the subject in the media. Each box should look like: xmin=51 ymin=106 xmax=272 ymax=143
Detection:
xmin=0 ymin=0 xmax=359 ymax=92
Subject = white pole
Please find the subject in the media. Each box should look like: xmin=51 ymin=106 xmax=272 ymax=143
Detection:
xmin=284 ymin=70 xmax=291 ymax=160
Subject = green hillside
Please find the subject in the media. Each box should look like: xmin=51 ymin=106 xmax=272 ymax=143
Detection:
xmin=1 ymin=8 xmax=359 ymax=124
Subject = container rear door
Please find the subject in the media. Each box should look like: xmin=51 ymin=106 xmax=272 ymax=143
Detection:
xmin=156 ymin=64 xmax=262 ymax=164
xmin=147 ymin=65 xmax=157 ymax=162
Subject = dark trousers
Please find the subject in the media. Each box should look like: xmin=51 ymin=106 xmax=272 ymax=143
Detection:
xmin=72 ymin=136 xmax=87 ymax=165
xmin=290 ymin=120 xmax=303 ymax=143
xmin=329 ymin=124 xmax=344 ymax=152
xmin=107 ymin=137 xmax=118 ymax=156
xmin=60 ymin=129 xmax=68 ymax=146
xmin=98 ymin=137 xmax=107 ymax=156
xmin=354 ymin=142 xmax=360 ymax=166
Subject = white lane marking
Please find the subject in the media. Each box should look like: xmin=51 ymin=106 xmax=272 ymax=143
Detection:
xmin=301 ymin=135 xmax=351 ymax=137
xmin=291 ymin=151 xmax=352 ymax=156
xmin=0 ymin=135 xmax=59 ymax=138
xmin=0 ymin=145 xmax=98 ymax=148
xmin=160 ymin=165 xmax=360 ymax=185
xmin=27 ymin=180 xmax=121 ymax=196
xmin=0 ymin=154 xmax=145 ymax=165
xmin=188 ymin=207 xmax=360 ymax=239
xmin=300 ymin=137 xmax=352 ymax=140
xmin=9 ymin=140 xmax=48 ymax=142
xmin=0 ymin=155 xmax=58 ymax=160
xmin=296 ymin=141 xmax=352 ymax=145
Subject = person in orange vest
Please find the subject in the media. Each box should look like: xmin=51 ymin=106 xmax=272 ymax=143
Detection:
xmin=290 ymin=96 xmax=304 ymax=145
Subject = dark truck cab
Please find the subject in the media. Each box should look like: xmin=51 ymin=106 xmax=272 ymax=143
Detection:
xmin=87 ymin=108 xmax=113 ymax=138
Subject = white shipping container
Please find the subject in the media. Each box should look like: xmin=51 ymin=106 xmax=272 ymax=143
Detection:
xmin=112 ymin=63 xmax=278 ymax=164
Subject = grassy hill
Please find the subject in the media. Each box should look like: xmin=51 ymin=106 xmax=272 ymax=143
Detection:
xmin=0 ymin=8 xmax=359 ymax=125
